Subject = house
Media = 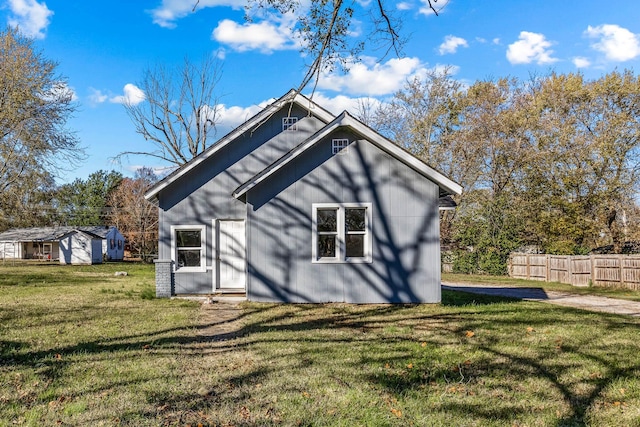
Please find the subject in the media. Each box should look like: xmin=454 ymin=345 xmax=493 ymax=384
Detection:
xmin=145 ymin=90 xmax=462 ymax=303
xmin=0 ymin=226 xmax=125 ymax=264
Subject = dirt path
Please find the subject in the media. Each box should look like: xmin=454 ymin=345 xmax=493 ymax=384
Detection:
xmin=196 ymin=301 xmax=245 ymax=343
xmin=442 ymin=282 xmax=640 ymax=317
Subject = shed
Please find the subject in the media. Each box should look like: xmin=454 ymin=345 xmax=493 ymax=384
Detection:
xmin=0 ymin=226 xmax=125 ymax=264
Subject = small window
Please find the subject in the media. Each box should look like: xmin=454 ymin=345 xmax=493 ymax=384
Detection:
xmin=283 ymin=117 xmax=298 ymax=131
xmin=332 ymin=138 xmax=349 ymax=155
xmin=171 ymin=225 xmax=206 ymax=272
xmin=110 ymin=239 xmax=115 ymax=249
xmin=312 ymin=203 xmax=372 ymax=263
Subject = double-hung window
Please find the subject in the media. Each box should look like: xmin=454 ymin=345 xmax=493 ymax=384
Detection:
xmin=312 ymin=203 xmax=372 ymax=263
xmin=171 ymin=225 xmax=206 ymax=272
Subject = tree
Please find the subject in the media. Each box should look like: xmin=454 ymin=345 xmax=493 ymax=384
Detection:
xmin=56 ymin=170 xmax=123 ymax=226
xmin=107 ymin=168 xmax=159 ymax=260
xmin=245 ymin=0 xmax=443 ymax=92
xmin=0 ymin=27 xmax=83 ymax=230
xmin=121 ymin=56 xmax=222 ymax=166
xmin=522 ymin=71 xmax=640 ymax=253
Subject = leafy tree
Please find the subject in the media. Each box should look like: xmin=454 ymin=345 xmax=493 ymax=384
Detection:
xmin=120 ymin=56 xmax=222 ymax=166
xmin=522 ymin=71 xmax=640 ymax=253
xmin=107 ymin=168 xmax=159 ymax=260
xmin=56 ymin=170 xmax=123 ymax=226
xmin=0 ymin=27 xmax=83 ymax=230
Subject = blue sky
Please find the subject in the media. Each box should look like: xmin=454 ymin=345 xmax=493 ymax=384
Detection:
xmin=2 ymin=0 xmax=639 ymax=183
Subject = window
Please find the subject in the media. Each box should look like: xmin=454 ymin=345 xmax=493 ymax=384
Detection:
xmin=332 ymin=138 xmax=349 ymax=155
xmin=171 ymin=225 xmax=206 ymax=272
xmin=282 ymin=117 xmax=298 ymax=131
xmin=312 ymin=203 xmax=372 ymax=263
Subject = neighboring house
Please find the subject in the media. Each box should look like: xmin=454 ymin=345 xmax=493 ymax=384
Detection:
xmin=146 ymin=90 xmax=462 ymax=303
xmin=0 ymin=226 xmax=125 ymax=264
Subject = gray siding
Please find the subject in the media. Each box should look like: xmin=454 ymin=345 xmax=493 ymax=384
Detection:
xmin=157 ymin=107 xmax=327 ymax=294
xmin=245 ymin=131 xmax=442 ymax=303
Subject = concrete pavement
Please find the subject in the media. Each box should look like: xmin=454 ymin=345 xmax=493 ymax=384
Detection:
xmin=442 ymin=282 xmax=640 ymax=317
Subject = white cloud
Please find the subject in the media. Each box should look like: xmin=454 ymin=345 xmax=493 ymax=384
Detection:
xmin=506 ymin=31 xmax=558 ymax=65
xmin=6 ymin=0 xmax=53 ymax=39
xmin=397 ymin=2 xmax=412 ymax=11
xmin=212 ymin=18 xmax=297 ymax=53
xmin=419 ymin=0 xmax=450 ymax=16
xmin=88 ymin=88 xmax=108 ymax=105
xmin=439 ymin=35 xmax=468 ymax=55
xmin=149 ymin=0 xmax=245 ymax=28
xmin=216 ymin=101 xmax=271 ymax=131
xmin=492 ymin=38 xmax=501 ymax=45
xmin=572 ymin=57 xmax=591 ymax=68
xmin=307 ymin=92 xmax=384 ymax=117
xmin=317 ymin=56 xmax=428 ymax=96
xmin=585 ymin=24 xmax=640 ymax=62
xmin=110 ymin=84 xmax=146 ymax=106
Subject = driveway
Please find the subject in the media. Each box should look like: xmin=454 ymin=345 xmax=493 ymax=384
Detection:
xmin=442 ymin=282 xmax=640 ymax=317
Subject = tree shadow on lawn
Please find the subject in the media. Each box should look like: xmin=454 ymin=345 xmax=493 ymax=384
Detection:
xmin=3 ymin=291 xmax=638 ymax=425
xmin=221 ymin=293 xmax=640 ymax=426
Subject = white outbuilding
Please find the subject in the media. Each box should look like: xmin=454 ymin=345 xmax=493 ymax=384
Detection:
xmin=0 ymin=226 xmax=125 ymax=264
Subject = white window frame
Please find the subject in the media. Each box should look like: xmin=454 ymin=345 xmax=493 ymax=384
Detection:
xmin=282 ymin=116 xmax=298 ymax=131
xmin=312 ymin=203 xmax=372 ymax=263
xmin=332 ymin=138 xmax=349 ymax=155
xmin=171 ymin=225 xmax=206 ymax=272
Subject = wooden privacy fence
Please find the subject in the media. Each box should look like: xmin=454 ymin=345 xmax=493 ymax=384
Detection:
xmin=508 ymin=253 xmax=640 ymax=290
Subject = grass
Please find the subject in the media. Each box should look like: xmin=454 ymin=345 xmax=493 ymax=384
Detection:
xmin=1 ymin=263 xmax=640 ymax=425
xmin=443 ymin=272 xmax=640 ymax=302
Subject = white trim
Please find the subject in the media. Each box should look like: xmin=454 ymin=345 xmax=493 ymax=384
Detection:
xmin=145 ymin=90 xmax=335 ymax=201
xmin=211 ymin=219 xmax=218 ymax=290
xmin=171 ymin=225 xmax=206 ymax=273
xmin=233 ymin=111 xmax=462 ymax=199
xmin=312 ymin=203 xmax=372 ymax=264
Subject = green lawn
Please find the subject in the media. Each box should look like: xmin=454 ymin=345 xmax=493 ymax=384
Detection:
xmin=1 ymin=263 xmax=639 ymax=426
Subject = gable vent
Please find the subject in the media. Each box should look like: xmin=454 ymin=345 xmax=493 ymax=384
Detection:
xmin=332 ymin=138 xmax=349 ymax=155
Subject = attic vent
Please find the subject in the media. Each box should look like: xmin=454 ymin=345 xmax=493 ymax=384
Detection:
xmin=332 ymin=138 xmax=349 ymax=155
xmin=282 ymin=117 xmax=298 ymax=131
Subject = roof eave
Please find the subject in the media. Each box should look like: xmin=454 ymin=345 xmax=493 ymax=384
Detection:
xmin=144 ymin=90 xmax=336 ymax=201
xmin=233 ymin=111 xmax=462 ymax=199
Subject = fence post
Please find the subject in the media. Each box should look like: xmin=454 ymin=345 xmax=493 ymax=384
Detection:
xmin=567 ymin=255 xmax=573 ymax=286
xmin=546 ymin=254 xmax=550 ymax=282
xmin=590 ymin=255 xmax=595 ymax=286
xmin=620 ymin=254 xmax=624 ymax=287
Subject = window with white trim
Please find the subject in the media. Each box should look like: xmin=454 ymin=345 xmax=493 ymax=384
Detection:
xmin=282 ymin=117 xmax=298 ymax=131
xmin=312 ymin=203 xmax=372 ymax=263
xmin=171 ymin=225 xmax=206 ymax=272
xmin=332 ymin=138 xmax=349 ymax=155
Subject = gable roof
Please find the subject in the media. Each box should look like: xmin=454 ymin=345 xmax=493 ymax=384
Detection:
xmin=0 ymin=226 xmax=113 ymax=242
xmin=233 ymin=111 xmax=463 ymax=199
xmin=144 ymin=89 xmax=336 ymax=201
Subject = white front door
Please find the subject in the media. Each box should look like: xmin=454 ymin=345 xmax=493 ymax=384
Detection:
xmin=217 ymin=220 xmax=246 ymax=290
